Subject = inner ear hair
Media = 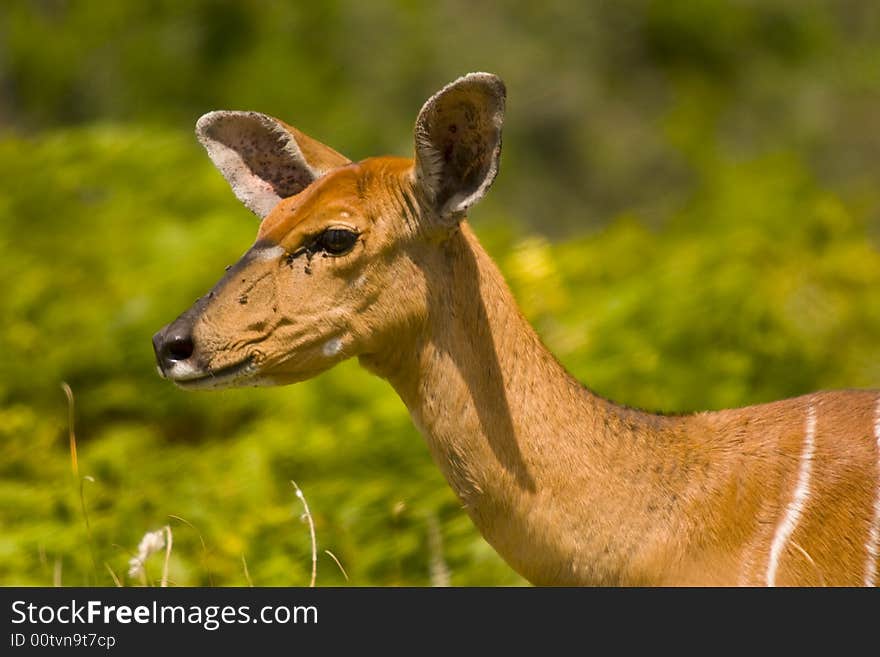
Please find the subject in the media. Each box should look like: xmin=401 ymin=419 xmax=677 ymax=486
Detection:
xmin=196 ymin=111 xmax=349 ymax=218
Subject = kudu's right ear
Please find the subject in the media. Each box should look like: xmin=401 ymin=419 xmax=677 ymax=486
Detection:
xmin=196 ymin=111 xmax=350 ymax=218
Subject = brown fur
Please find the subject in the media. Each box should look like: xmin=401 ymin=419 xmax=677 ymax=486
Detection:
xmin=155 ymin=74 xmax=880 ymax=586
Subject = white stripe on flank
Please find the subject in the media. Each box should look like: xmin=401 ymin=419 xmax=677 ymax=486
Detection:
xmin=864 ymin=397 xmax=880 ymax=587
xmin=766 ymin=404 xmax=817 ymax=587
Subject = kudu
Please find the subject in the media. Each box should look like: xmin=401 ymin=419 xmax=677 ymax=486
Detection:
xmin=154 ymin=73 xmax=880 ymax=586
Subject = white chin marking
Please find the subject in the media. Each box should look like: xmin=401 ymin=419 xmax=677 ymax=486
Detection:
xmin=322 ymin=338 xmax=343 ymax=357
xmin=166 ymin=360 xmax=202 ymax=380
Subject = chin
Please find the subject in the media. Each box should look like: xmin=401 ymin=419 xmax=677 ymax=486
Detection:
xmin=172 ymin=375 xmax=280 ymax=391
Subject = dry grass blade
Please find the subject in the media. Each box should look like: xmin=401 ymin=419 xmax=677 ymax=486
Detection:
xmin=324 ymin=550 xmax=349 ymax=582
xmin=291 ymin=480 xmax=317 ymax=587
xmin=241 ymin=554 xmax=254 ymax=587
xmin=168 ymin=514 xmax=214 ymax=586
xmin=161 ymin=525 xmax=173 ymax=587
xmin=105 ymin=563 xmax=123 ymax=587
xmin=61 ymin=382 xmax=78 ymax=478
xmin=78 ymin=474 xmax=98 ymax=582
xmin=63 ymin=382 xmax=99 ymax=583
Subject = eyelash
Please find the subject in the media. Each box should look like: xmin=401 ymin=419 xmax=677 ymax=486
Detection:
xmin=283 ymin=228 xmax=360 ymax=275
xmin=311 ymin=228 xmax=359 ymax=256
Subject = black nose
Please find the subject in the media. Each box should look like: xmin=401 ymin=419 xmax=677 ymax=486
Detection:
xmin=153 ymin=326 xmax=195 ymax=373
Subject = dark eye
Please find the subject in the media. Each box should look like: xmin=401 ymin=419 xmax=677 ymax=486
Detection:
xmin=315 ymin=228 xmax=358 ymax=255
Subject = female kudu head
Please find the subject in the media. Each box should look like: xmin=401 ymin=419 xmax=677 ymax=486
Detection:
xmin=153 ymin=73 xmax=505 ymax=389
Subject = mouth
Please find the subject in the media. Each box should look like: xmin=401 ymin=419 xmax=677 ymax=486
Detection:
xmin=166 ymin=357 xmax=256 ymax=390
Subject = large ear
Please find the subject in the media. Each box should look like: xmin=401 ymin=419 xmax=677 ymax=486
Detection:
xmin=413 ymin=72 xmax=505 ymax=221
xmin=196 ymin=111 xmax=350 ymax=218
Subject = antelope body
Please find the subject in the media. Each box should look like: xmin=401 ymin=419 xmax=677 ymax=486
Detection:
xmin=153 ymin=73 xmax=880 ymax=586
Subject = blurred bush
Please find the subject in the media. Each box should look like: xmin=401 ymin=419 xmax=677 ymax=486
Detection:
xmin=1 ymin=1 xmax=879 ymax=585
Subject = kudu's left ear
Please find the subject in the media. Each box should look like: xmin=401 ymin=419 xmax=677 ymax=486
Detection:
xmin=413 ymin=72 xmax=506 ymax=222
xmin=196 ymin=111 xmax=351 ymax=218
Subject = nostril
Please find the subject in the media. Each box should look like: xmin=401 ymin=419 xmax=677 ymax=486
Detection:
xmin=165 ymin=335 xmax=194 ymax=362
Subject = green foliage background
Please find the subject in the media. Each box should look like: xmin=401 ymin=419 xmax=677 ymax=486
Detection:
xmin=2 ymin=1 xmax=880 ymax=586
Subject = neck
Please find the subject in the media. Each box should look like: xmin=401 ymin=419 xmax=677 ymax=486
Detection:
xmin=362 ymin=223 xmax=707 ymax=585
